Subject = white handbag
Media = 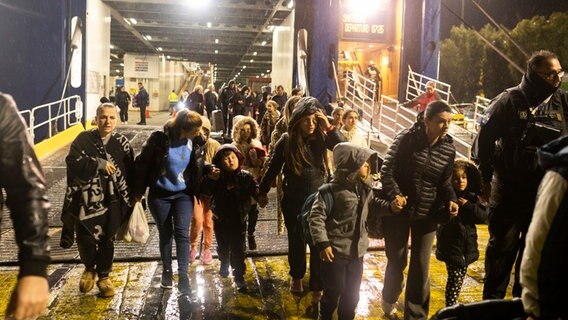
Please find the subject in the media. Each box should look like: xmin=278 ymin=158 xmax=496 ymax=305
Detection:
xmin=122 ymin=202 xmax=150 ymax=244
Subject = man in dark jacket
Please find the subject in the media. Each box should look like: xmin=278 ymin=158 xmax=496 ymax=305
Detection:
xmin=521 ymin=135 xmax=568 ymax=320
xmin=136 ymin=82 xmax=149 ymax=125
xmin=472 ymin=50 xmax=567 ymax=299
xmin=220 ymin=81 xmax=237 ymax=134
xmin=0 ymin=93 xmax=50 ymax=320
xmin=204 ymin=84 xmax=218 ymax=119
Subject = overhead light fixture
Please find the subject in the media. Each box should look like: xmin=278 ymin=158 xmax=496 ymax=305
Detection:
xmin=261 ymin=40 xmax=267 ymax=46
xmin=110 ymin=44 xmax=115 ymax=49
xmin=120 ymin=63 xmax=124 ymax=66
xmin=157 ymin=47 xmax=163 ymax=51
xmin=369 ymin=44 xmax=375 ymax=48
xmin=250 ymin=59 xmax=254 ymax=62
xmin=256 ymin=75 xmax=259 ymax=78
xmin=215 ymin=50 xmax=218 ymax=54
xmin=253 ymin=51 xmax=258 ymax=56
xmin=243 ymin=65 xmax=246 ymax=69
xmin=267 ymin=69 xmax=270 ymax=73
xmin=116 ymin=69 xmax=121 ymax=72
xmin=167 ymin=55 xmax=171 ymax=59
xmin=146 ymin=35 xmax=152 ymax=40
xmin=129 ymin=18 xmax=137 ymax=25
xmin=207 ymin=22 xmax=212 ymax=28
xmin=287 ymin=0 xmax=294 ymax=9
xmin=215 ymin=38 xmax=219 ymax=44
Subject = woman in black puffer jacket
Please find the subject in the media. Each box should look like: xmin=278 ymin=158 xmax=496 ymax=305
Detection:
xmin=380 ymin=101 xmax=458 ymax=320
xmin=435 ymin=159 xmax=488 ymax=307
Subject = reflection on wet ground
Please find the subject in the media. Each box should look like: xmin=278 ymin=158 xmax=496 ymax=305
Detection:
xmin=0 ymin=116 xmax=512 ymax=319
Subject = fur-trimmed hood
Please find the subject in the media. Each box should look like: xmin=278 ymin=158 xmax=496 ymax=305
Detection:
xmin=454 ymin=159 xmax=482 ymax=195
xmin=232 ymin=116 xmax=259 ymax=143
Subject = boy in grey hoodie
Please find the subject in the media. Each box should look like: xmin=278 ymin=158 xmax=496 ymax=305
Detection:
xmin=309 ymin=142 xmax=404 ymax=320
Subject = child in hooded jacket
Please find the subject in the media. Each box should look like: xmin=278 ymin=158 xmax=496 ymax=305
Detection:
xmin=435 ymin=159 xmax=488 ymax=306
xmin=203 ymin=144 xmax=259 ymax=292
xmin=309 ymin=142 xmax=404 ymax=320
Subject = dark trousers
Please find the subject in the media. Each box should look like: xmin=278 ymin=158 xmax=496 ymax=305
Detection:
xmin=247 ymin=204 xmax=258 ymax=236
xmin=282 ymin=195 xmax=323 ymax=291
xmin=320 ymin=256 xmax=364 ymax=320
xmin=76 ymin=224 xmax=114 ymax=278
xmin=382 ymin=215 xmax=437 ymax=320
xmin=139 ymin=105 xmax=147 ymax=124
xmin=445 ymin=263 xmax=467 ymax=306
xmin=118 ymin=105 xmax=128 ymax=122
xmin=148 ymin=191 xmax=193 ymax=275
xmin=214 ymin=219 xmax=246 ymax=279
xmin=483 ymin=211 xmax=530 ymax=299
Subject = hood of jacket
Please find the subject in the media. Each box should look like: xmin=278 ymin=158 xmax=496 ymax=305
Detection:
xmin=212 ymin=144 xmax=244 ymax=170
xmin=232 ymin=116 xmax=259 ymax=143
xmin=288 ymin=97 xmax=323 ymax=131
xmin=519 ymin=67 xmax=559 ymax=106
xmin=538 ymin=135 xmax=568 ymax=171
xmin=454 ymin=159 xmax=483 ymax=195
xmin=332 ymin=142 xmax=380 ymax=184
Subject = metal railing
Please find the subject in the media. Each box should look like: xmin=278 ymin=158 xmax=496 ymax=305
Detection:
xmin=406 ymin=66 xmax=451 ymax=104
xmin=473 ymin=95 xmax=491 ymax=131
xmin=18 ymin=95 xmax=83 ymax=142
xmin=345 ymin=70 xmax=377 ymax=127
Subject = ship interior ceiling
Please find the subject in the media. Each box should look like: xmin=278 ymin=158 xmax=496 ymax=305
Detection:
xmin=102 ymin=0 xmax=294 ymax=86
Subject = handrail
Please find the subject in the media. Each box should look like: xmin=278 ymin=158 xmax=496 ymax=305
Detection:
xmin=345 ymin=70 xmax=376 ymax=127
xmin=473 ymin=95 xmax=491 ymax=131
xmin=18 ymin=95 xmax=83 ymax=142
xmin=406 ymin=65 xmax=452 ymax=104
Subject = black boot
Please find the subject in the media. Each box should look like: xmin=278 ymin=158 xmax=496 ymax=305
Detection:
xmin=247 ymin=235 xmax=257 ymax=251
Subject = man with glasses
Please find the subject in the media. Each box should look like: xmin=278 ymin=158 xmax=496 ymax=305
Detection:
xmin=473 ymin=50 xmax=568 ymax=300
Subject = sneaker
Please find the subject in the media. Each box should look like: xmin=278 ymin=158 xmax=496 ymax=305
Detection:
xmin=234 ymin=277 xmax=247 ymax=293
xmin=247 ymin=235 xmax=257 ymax=251
xmin=201 ymin=249 xmax=213 ymax=265
xmin=290 ymin=278 xmax=303 ymax=293
xmin=178 ymin=274 xmax=191 ymax=295
xmin=97 ymin=278 xmax=116 ymax=298
xmin=190 ymin=248 xmax=198 ymax=264
xmin=79 ymin=270 xmax=96 ymax=293
xmin=219 ymin=263 xmax=230 ymax=278
xmin=161 ymin=270 xmax=173 ymax=289
xmin=382 ymin=301 xmax=398 ymax=318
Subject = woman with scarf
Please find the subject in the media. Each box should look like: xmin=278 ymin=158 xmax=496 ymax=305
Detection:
xmin=61 ymin=103 xmax=135 ymax=298
xmin=258 ymin=97 xmax=344 ymax=316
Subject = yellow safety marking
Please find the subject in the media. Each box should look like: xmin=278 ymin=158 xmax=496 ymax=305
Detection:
xmin=34 ymin=123 xmax=92 ymax=159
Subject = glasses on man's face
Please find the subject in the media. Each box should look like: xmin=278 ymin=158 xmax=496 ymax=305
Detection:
xmin=536 ymin=70 xmax=565 ymax=80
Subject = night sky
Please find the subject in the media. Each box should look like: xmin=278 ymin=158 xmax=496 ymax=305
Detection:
xmin=440 ymin=0 xmax=568 ymax=39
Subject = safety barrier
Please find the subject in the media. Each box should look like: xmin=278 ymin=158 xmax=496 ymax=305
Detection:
xmin=345 ymin=70 xmax=377 ymax=127
xmin=473 ymin=95 xmax=491 ymax=131
xmin=406 ymin=66 xmax=451 ymax=104
xmin=18 ymin=95 xmax=83 ymax=141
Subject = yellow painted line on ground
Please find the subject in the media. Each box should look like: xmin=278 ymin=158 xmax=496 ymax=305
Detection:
xmin=34 ymin=123 xmax=93 ymax=159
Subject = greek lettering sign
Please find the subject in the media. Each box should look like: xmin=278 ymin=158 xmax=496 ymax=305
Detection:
xmin=124 ymin=54 xmax=159 ymax=78
xmin=341 ymin=12 xmax=388 ymax=42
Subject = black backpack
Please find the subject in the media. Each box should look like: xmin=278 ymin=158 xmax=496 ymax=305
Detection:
xmin=298 ymin=184 xmax=333 ymax=246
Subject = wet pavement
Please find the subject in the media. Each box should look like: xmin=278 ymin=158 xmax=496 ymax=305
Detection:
xmin=0 ymin=112 xmax=511 ymax=319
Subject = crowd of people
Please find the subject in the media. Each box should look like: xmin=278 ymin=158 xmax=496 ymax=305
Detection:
xmin=1 ymin=49 xmax=567 ymax=320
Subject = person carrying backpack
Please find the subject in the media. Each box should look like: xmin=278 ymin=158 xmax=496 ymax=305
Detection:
xmin=309 ymin=142 xmax=402 ymax=320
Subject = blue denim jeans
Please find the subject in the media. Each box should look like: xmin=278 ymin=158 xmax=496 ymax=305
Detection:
xmin=148 ymin=191 xmax=193 ymax=275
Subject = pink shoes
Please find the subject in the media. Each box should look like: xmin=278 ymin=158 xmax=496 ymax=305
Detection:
xmin=190 ymin=248 xmax=198 ymax=264
xmin=201 ymin=249 xmax=213 ymax=265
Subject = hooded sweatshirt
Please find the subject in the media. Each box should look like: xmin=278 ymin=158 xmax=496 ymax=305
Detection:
xmin=521 ymin=136 xmax=568 ymax=319
xmin=204 ymin=144 xmax=258 ymax=223
xmin=259 ymin=97 xmax=345 ymax=200
xmin=309 ymin=142 xmax=389 ymax=259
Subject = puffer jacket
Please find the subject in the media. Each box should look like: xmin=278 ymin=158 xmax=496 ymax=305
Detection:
xmin=0 ymin=93 xmax=50 ymax=278
xmin=521 ymin=135 xmax=568 ymax=319
xmin=310 ymin=143 xmax=390 ymax=259
xmin=436 ymin=192 xmax=488 ymax=267
xmin=133 ymin=125 xmax=207 ymax=199
xmin=381 ymin=121 xmax=457 ymax=220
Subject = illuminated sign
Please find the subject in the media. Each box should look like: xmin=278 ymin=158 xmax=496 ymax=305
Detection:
xmin=341 ymin=12 xmax=388 ymax=42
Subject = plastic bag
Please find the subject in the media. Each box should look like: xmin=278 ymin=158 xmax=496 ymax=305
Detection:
xmin=122 ymin=202 xmax=149 ymax=243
